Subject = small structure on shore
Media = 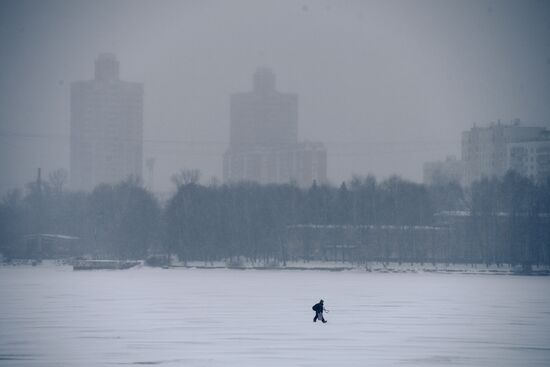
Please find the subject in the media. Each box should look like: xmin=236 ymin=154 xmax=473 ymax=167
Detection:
xmin=6 ymin=234 xmax=82 ymax=260
xmin=73 ymin=259 xmax=140 ymax=270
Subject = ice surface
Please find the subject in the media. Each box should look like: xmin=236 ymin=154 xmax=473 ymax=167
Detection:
xmin=1 ymin=266 xmax=549 ymax=366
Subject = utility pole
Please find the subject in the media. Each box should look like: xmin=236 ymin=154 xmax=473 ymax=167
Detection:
xmin=37 ymin=167 xmax=42 ymax=232
xmin=146 ymin=157 xmax=155 ymax=191
xmin=36 ymin=168 xmax=43 ymax=259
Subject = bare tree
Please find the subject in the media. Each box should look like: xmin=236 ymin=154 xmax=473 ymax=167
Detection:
xmin=48 ymin=168 xmax=68 ymax=193
xmin=171 ymin=169 xmax=201 ymax=188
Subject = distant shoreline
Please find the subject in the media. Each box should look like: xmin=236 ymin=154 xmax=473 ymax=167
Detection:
xmin=2 ymin=259 xmax=549 ymax=276
xmin=170 ymin=262 xmax=550 ymax=276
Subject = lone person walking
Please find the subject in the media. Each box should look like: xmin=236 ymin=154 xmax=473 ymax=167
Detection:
xmin=312 ymin=299 xmax=327 ymax=323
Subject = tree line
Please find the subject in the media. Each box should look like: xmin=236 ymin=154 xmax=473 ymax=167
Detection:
xmin=0 ymin=169 xmax=549 ymax=265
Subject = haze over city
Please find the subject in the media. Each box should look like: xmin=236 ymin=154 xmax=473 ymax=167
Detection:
xmin=2 ymin=0 xmax=549 ymax=193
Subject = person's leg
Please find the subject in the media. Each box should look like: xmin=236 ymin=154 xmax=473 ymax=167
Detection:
xmin=321 ymin=312 xmax=327 ymax=323
xmin=313 ymin=312 xmax=318 ymax=322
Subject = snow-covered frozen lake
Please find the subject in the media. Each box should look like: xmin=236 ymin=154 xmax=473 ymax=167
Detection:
xmin=1 ymin=266 xmax=549 ymax=366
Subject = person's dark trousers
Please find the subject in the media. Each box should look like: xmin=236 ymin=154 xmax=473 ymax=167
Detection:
xmin=313 ymin=312 xmax=325 ymax=322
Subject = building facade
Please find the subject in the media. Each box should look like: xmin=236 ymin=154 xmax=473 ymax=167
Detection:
xmin=461 ymin=120 xmax=546 ymax=185
xmin=223 ymin=68 xmax=327 ymax=187
xmin=229 ymin=68 xmax=298 ymax=149
xmin=224 ymin=142 xmax=327 ymax=187
xmin=70 ymin=54 xmax=143 ymax=191
xmin=507 ymin=138 xmax=550 ymax=183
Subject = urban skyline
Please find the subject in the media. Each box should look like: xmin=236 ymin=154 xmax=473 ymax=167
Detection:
xmin=2 ymin=1 xmax=550 ymax=194
xmin=65 ymin=56 xmax=550 ymax=192
xmin=67 ymin=57 xmax=550 ymax=191
xmin=5 ymin=51 xmax=550 ymax=193
xmin=7 ymin=54 xmax=550 ymax=193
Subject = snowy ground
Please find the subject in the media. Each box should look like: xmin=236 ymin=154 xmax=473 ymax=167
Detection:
xmin=1 ymin=266 xmax=549 ymax=366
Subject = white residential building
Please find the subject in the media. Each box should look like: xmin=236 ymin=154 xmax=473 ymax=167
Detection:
xmin=461 ymin=119 xmax=547 ymax=185
xmin=507 ymin=138 xmax=550 ymax=183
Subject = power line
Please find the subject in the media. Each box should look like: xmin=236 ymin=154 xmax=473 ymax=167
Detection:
xmin=0 ymin=131 xmax=458 ymax=146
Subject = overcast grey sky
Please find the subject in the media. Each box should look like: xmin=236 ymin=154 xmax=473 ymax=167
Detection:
xmin=1 ymin=0 xmax=549 ymax=193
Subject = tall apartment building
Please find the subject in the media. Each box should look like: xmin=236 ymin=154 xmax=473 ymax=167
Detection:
xmin=70 ymin=54 xmax=143 ymax=191
xmin=230 ymin=68 xmax=298 ymax=149
xmin=461 ymin=119 xmax=546 ymax=185
xmin=224 ymin=68 xmax=327 ymax=187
